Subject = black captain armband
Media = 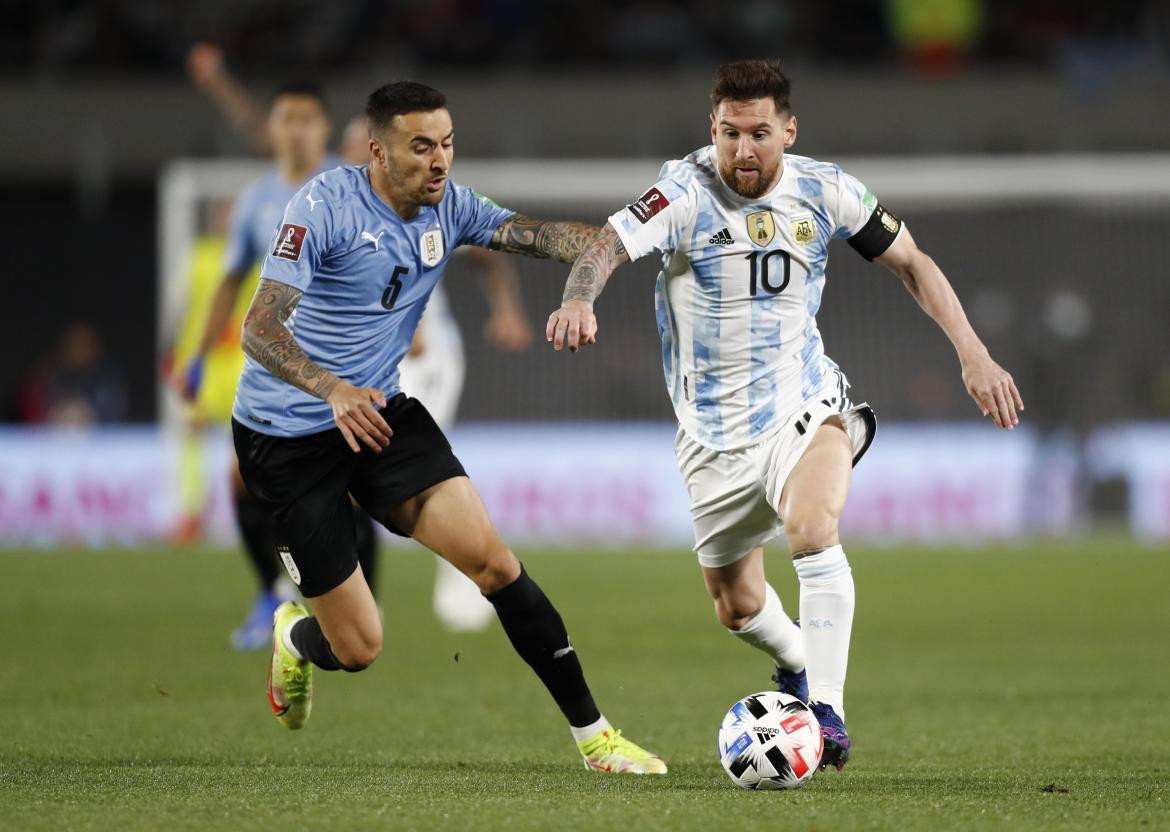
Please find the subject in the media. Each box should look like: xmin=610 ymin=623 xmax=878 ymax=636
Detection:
xmin=847 ymin=204 xmax=903 ymax=261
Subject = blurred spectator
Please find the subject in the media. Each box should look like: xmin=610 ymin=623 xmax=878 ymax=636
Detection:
xmin=2 ymin=1 xmax=1165 ymax=75
xmin=43 ymin=324 xmax=128 ymax=426
xmin=888 ymin=0 xmax=983 ymax=76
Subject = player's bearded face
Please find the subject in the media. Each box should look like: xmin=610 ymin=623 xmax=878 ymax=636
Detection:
xmin=712 ymin=99 xmax=794 ymax=199
xmin=381 ymin=109 xmax=455 ymax=208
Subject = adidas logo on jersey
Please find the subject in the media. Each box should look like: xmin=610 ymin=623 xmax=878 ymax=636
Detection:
xmin=709 ymin=228 xmax=733 ymax=246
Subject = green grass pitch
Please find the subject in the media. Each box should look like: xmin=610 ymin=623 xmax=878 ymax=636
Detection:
xmin=1 ymin=541 xmax=1167 ymax=830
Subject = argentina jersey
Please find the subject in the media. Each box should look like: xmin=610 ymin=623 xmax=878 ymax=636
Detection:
xmin=609 ymin=146 xmax=899 ymax=451
xmin=223 ymin=154 xmax=344 ymax=276
xmin=233 ymin=165 xmax=514 ymax=437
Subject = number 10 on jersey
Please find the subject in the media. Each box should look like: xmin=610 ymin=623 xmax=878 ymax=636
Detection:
xmin=747 ymin=250 xmax=790 ymax=297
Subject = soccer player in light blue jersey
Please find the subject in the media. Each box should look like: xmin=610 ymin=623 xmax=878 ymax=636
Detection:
xmin=547 ymin=60 xmax=1024 ymax=772
xmin=232 ymin=81 xmax=665 ymax=774
xmin=172 ymin=79 xmax=383 ymax=652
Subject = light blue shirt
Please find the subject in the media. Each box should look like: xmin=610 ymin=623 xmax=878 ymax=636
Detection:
xmin=233 ymin=165 xmax=514 ymax=437
xmin=222 ymin=154 xmax=344 ymax=275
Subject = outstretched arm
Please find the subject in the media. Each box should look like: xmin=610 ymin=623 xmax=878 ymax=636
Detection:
xmin=876 ymin=228 xmax=1024 ymax=430
xmin=186 ymin=43 xmax=270 ymax=154
xmin=488 ymin=215 xmax=601 ymax=264
xmin=546 ymin=223 xmax=629 ymax=352
xmin=241 ymin=279 xmax=392 ymax=452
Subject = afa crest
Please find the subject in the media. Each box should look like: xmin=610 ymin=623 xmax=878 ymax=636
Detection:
xmin=745 ymin=210 xmax=776 ymax=247
xmin=792 ymin=216 xmax=817 ymax=245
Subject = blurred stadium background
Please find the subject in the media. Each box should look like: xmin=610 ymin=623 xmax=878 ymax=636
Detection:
xmin=3 ymin=0 xmax=1170 ymax=548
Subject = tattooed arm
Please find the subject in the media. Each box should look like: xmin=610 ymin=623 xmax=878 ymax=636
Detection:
xmin=546 ymin=223 xmax=630 ymax=352
xmin=241 ymin=278 xmax=392 ymax=452
xmin=488 ymin=215 xmax=601 ymax=264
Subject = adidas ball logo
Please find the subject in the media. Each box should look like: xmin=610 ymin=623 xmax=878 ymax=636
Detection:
xmin=709 ymin=227 xmax=733 ymax=246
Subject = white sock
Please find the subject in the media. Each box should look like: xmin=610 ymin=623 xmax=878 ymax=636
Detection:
xmin=281 ymin=617 xmax=305 ymax=660
xmin=728 ymin=582 xmax=805 ymax=671
xmin=793 ymin=544 xmax=854 ymax=720
xmin=570 ymin=714 xmax=611 ymax=743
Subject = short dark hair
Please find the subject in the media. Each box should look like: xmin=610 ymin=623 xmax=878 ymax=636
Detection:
xmin=366 ymin=81 xmax=447 ymax=134
xmin=271 ymin=80 xmax=328 ymax=109
xmin=710 ymin=59 xmax=791 ymax=114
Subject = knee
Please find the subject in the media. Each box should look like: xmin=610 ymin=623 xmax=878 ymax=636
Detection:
xmin=332 ymin=627 xmax=383 ymax=670
xmin=711 ymin=587 xmax=763 ymax=631
xmin=784 ymin=507 xmax=840 ymax=553
xmin=464 ymin=545 xmax=521 ymax=595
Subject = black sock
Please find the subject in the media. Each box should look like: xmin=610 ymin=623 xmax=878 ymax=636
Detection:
xmin=354 ymin=508 xmax=378 ymax=597
xmin=234 ymin=493 xmax=281 ymax=592
xmin=289 ymin=617 xmax=362 ymax=672
xmin=487 ymin=566 xmax=601 ymax=728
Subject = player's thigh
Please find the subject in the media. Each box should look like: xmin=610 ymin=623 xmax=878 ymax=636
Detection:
xmin=676 ymin=428 xmax=782 ymax=570
xmin=349 ymin=396 xmax=516 ymax=592
xmin=303 ymin=565 xmax=382 ymax=666
xmin=233 ymin=419 xmax=362 ymax=598
xmin=777 ymin=416 xmax=854 ymax=550
xmin=702 ymin=547 xmax=767 ymax=628
xmin=389 ymin=476 xmax=519 ymax=594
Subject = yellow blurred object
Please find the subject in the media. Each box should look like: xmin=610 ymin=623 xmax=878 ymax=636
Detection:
xmin=172 ymin=235 xmax=258 ymax=423
xmin=889 ymin=0 xmax=983 ymax=74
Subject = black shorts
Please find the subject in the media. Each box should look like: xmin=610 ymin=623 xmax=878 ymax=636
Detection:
xmin=232 ymin=394 xmax=466 ymax=597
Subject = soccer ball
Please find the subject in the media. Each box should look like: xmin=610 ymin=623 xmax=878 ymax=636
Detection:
xmin=717 ymin=691 xmax=823 ymax=790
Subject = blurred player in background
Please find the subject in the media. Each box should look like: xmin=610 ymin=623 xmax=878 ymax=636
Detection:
xmin=173 ymin=65 xmax=380 ymax=650
xmin=341 ymin=115 xmax=533 ymax=632
xmin=547 ymin=59 xmax=1023 ymax=771
xmin=235 ymin=81 xmax=664 ymax=774
xmin=166 ymin=197 xmax=241 ymax=542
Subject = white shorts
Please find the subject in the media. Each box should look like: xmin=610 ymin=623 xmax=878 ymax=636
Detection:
xmin=674 ymin=371 xmax=876 ymax=569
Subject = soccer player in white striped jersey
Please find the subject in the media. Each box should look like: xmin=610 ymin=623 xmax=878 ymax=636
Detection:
xmin=546 ymin=59 xmax=1024 ymax=771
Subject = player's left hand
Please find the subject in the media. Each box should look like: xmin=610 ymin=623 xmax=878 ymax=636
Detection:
xmin=962 ymin=353 xmax=1024 ymax=430
xmin=546 ymin=301 xmax=597 ymax=352
xmin=485 ymin=307 xmax=533 ymax=353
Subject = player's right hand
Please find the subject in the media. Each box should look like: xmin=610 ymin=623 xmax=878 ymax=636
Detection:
xmin=327 ymin=382 xmax=393 ymax=453
xmin=186 ymin=42 xmax=225 ymax=88
xmin=546 ymin=301 xmax=598 ymax=352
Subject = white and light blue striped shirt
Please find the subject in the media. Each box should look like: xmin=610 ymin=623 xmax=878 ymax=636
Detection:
xmin=610 ymin=146 xmax=883 ymax=451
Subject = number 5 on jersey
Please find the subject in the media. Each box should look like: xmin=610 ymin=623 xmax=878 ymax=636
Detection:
xmin=381 ymin=265 xmax=409 ymax=310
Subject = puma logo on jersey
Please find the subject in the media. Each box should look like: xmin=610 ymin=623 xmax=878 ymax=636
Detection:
xmin=360 ymin=230 xmax=384 ymax=251
xmin=552 ymin=641 xmax=575 ymax=660
xmin=305 ymin=189 xmax=322 ymax=211
xmin=708 ymin=227 xmax=733 ymax=246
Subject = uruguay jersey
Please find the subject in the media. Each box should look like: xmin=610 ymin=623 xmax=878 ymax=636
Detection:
xmin=232 ymin=165 xmax=514 ymax=437
xmin=609 ymin=146 xmax=901 ymax=452
xmin=222 ymin=154 xmax=344 ymax=277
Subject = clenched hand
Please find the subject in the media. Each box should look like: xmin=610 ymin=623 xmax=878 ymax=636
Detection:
xmin=546 ymin=300 xmax=598 ymax=352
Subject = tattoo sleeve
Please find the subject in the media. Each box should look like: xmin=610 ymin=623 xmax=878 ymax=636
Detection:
xmin=241 ymin=279 xmax=341 ymax=400
xmin=562 ymin=224 xmax=628 ymax=304
xmin=489 ymin=215 xmax=601 ymax=263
